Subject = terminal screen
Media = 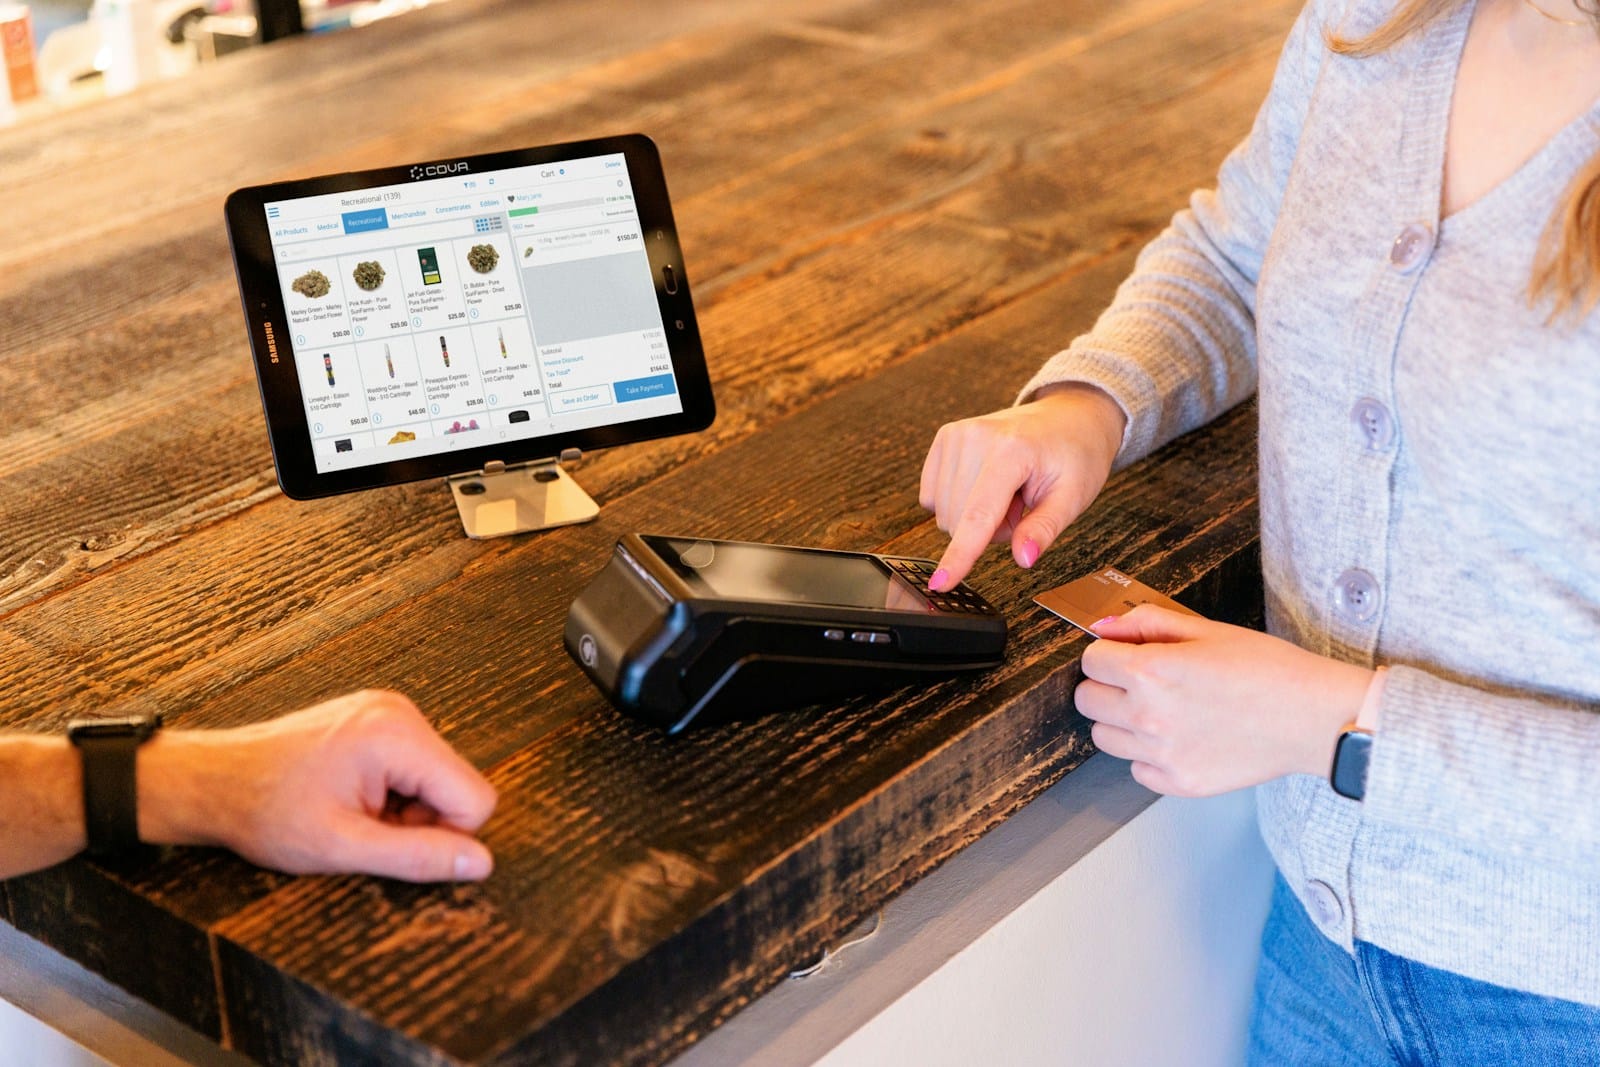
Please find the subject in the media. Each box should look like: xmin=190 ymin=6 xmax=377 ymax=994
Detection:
xmin=260 ymin=152 xmax=681 ymax=472
xmin=643 ymin=537 xmax=930 ymax=612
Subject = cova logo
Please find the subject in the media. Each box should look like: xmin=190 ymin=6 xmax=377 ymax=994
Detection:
xmin=409 ymin=161 xmax=470 ymax=180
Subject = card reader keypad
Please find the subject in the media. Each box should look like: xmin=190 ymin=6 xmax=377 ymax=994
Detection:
xmin=885 ymin=557 xmax=998 ymax=615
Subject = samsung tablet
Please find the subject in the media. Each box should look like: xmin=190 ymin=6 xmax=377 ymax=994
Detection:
xmin=225 ymin=133 xmax=714 ymax=500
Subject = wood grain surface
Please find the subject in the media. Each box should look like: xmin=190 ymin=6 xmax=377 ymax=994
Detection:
xmin=0 ymin=0 xmax=1295 ymax=1061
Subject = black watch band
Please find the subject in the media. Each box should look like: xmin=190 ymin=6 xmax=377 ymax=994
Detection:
xmin=66 ymin=712 xmax=164 ymax=856
xmin=1329 ymin=725 xmax=1374 ymax=801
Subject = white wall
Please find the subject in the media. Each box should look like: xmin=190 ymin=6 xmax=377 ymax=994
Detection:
xmin=678 ymin=756 xmax=1276 ymax=1067
xmin=818 ymin=789 xmax=1274 ymax=1067
xmin=0 ymin=962 xmax=110 ymax=1067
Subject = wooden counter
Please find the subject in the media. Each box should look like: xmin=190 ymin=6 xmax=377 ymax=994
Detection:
xmin=0 ymin=0 xmax=1295 ymax=1062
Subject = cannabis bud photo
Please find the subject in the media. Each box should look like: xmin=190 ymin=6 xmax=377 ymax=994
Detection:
xmin=352 ymin=261 xmax=386 ymax=291
xmin=292 ymin=269 xmax=332 ymax=299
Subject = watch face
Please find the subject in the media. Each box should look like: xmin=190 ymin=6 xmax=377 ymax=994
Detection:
xmin=67 ymin=713 xmax=164 ymax=740
xmin=1330 ymin=729 xmax=1373 ymax=800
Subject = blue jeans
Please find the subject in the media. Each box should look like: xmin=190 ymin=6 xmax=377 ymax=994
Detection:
xmin=1247 ymin=874 xmax=1600 ymax=1066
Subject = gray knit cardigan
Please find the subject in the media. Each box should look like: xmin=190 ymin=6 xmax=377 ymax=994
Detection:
xmin=1021 ymin=0 xmax=1600 ymax=1004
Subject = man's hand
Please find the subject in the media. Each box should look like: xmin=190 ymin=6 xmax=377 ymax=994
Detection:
xmin=141 ymin=690 xmax=498 ymax=882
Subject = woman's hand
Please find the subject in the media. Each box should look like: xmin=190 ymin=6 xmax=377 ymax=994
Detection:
xmin=1077 ymin=606 xmax=1373 ymax=796
xmin=919 ymin=383 xmax=1126 ymax=592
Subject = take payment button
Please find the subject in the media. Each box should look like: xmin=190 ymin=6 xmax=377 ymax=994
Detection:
xmin=613 ymin=373 xmax=677 ymax=404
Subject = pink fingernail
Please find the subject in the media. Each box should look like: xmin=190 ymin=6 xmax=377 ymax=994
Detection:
xmin=929 ymin=568 xmax=950 ymax=592
xmin=1018 ymin=538 xmax=1040 ymax=568
xmin=1091 ymin=615 xmax=1118 ymax=631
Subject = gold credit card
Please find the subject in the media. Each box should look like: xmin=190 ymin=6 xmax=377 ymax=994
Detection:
xmin=1034 ymin=567 xmax=1201 ymax=635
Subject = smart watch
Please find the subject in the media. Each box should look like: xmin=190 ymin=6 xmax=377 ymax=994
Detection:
xmin=1329 ymin=725 xmax=1373 ymax=801
xmin=66 ymin=712 xmax=164 ymax=856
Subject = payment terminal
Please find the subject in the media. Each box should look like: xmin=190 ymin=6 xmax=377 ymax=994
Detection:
xmin=564 ymin=534 xmax=1008 ymax=734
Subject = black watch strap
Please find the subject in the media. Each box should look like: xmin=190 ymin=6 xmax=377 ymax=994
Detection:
xmin=1329 ymin=726 xmax=1374 ymax=801
xmin=67 ymin=713 xmax=164 ymax=856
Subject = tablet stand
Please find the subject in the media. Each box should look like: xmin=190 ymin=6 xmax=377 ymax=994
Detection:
xmin=445 ymin=448 xmax=599 ymax=539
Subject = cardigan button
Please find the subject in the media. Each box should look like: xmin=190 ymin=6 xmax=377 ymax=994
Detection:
xmin=1389 ymin=224 xmax=1433 ymax=272
xmin=1305 ymin=879 xmax=1345 ymax=928
xmin=1335 ymin=568 xmax=1381 ymax=623
xmin=1351 ymin=398 xmax=1395 ymax=451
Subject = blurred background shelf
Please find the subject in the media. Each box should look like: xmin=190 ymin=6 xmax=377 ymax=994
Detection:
xmin=7 ymin=0 xmax=451 ymax=120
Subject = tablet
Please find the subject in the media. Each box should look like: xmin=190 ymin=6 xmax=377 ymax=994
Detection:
xmin=224 ymin=133 xmax=714 ymax=501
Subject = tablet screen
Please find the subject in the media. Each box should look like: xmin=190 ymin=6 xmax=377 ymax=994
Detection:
xmin=226 ymin=135 xmax=713 ymax=498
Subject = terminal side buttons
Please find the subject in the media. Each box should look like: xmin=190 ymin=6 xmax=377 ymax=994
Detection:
xmin=662 ymin=264 xmax=679 ymax=294
xmin=821 ymin=627 xmax=890 ymax=644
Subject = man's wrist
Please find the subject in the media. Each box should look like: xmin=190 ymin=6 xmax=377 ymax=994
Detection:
xmin=32 ymin=737 xmax=88 ymax=855
xmin=0 ymin=737 xmax=88 ymax=877
xmin=136 ymin=731 xmax=236 ymax=849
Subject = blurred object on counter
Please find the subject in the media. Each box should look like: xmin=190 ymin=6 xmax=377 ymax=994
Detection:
xmin=2 ymin=4 xmax=40 ymax=104
xmin=184 ymin=9 xmax=251 ymax=58
xmin=302 ymin=0 xmax=449 ymax=33
xmin=15 ymin=0 xmax=453 ymax=120
xmin=100 ymin=0 xmax=167 ymax=93
xmin=37 ymin=0 xmax=204 ymax=96
xmin=253 ymin=0 xmax=298 ymax=41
